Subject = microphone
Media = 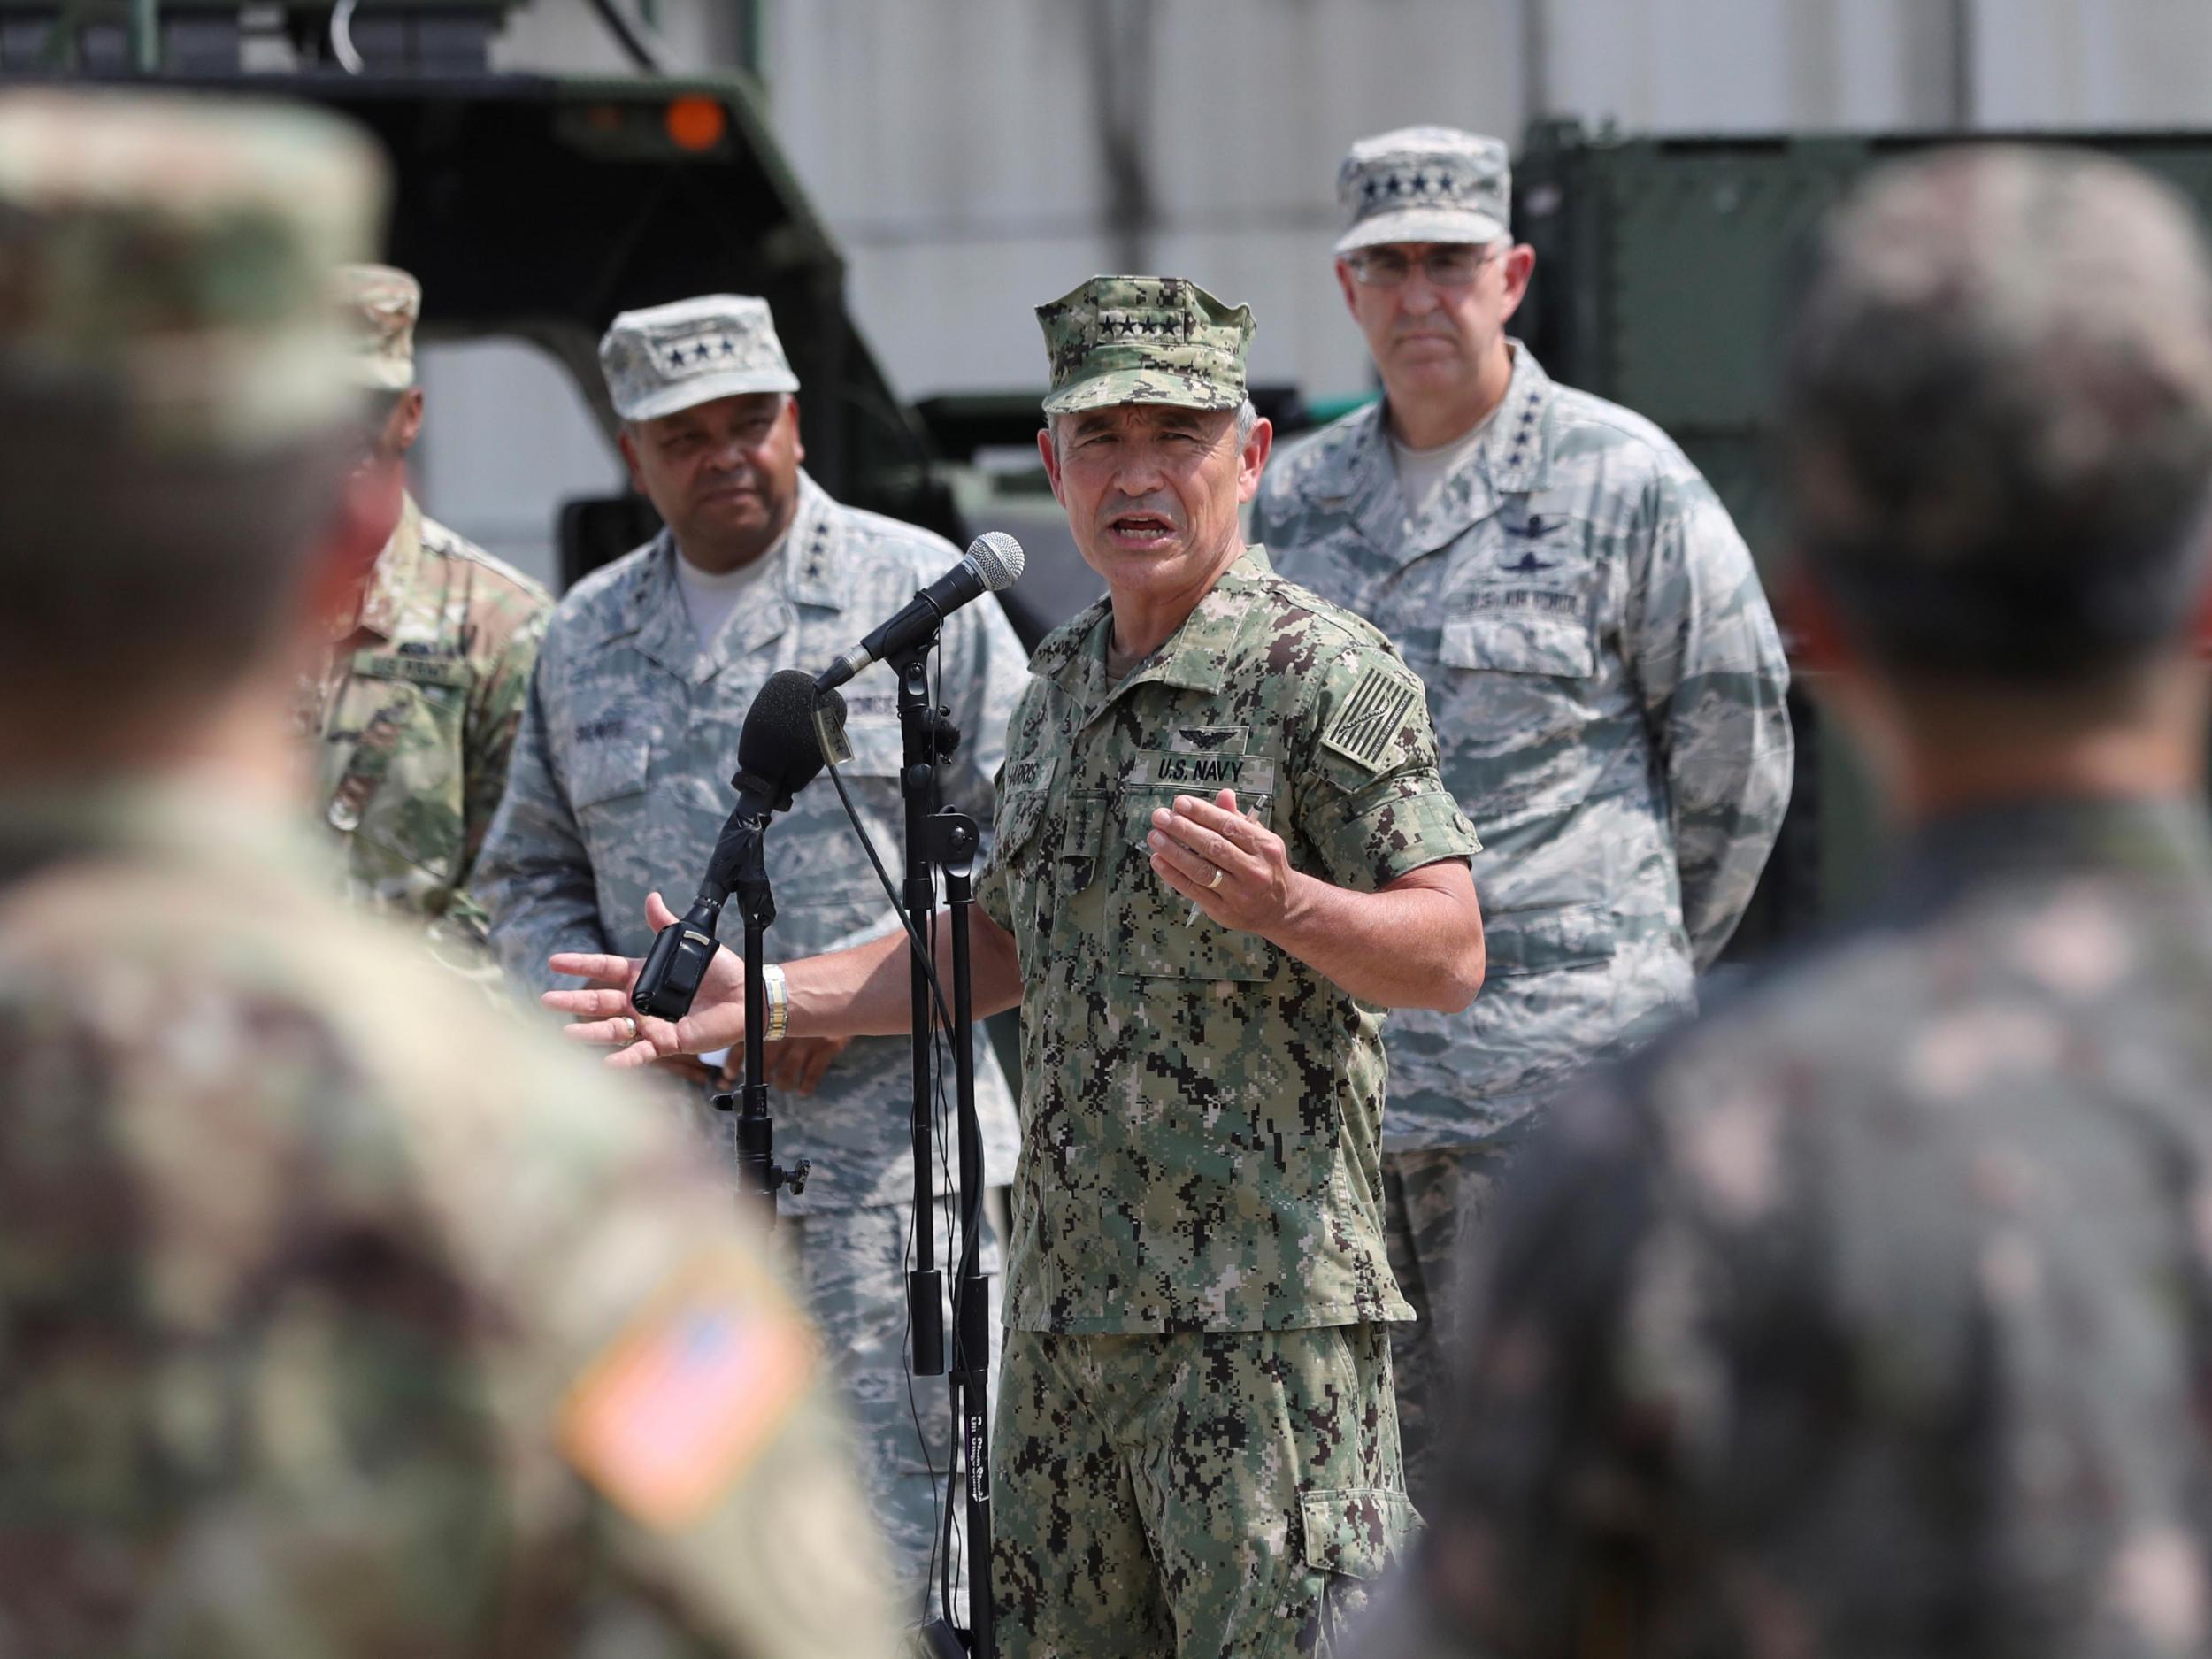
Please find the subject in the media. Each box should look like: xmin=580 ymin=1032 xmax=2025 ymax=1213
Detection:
xmin=632 ymin=668 xmax=841 ymax=1020
xmin=816 ymin=532 xmax=1025 ymax=692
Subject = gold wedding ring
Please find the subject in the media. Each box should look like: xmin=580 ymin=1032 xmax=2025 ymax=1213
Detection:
xmin=1206 ymin=865 xmax=1225 ymax=890
xmin=619 ymin=1015 xmax=639 ymax=1043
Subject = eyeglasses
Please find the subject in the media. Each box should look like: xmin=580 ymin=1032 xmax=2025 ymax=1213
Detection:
xmin=1345 ymin=246 xmax=1498 ymax=289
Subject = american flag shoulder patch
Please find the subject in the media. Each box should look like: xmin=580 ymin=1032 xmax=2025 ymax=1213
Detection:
xmin=1321 ymin=665 xmax=1417 ymax=772
xmin=558 ymin=1248 xmax=817 ymax=1531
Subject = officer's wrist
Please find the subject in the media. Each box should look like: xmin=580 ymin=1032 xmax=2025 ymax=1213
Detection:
xmin=760 ymin=963 xmax=791 ymax=1042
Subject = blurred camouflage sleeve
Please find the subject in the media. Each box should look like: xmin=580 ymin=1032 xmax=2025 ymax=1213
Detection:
xmin=1294 ymin=639 xmax=1482 ymax=893
xmin=1353 ymin=1076 xmax=1671 ymax=1659
xmin=474 ymin=661 xmax=611 ymax=998
xmin=1623 ymin=472 xmax=1793 ymax=968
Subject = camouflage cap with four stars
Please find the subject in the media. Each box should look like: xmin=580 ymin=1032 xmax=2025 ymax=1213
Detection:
xmin=597 ymin=293 xmax=799 ymax=423
xmin=338 ymin=262 xmax=420 ymax=392
xmin=1035 ymin=274 xmax=1255 ymax=417
xmin=1335 ymin=126 xmax=1510 ymax=256
xmin=0 ymin=88 xmax=385 ymax=452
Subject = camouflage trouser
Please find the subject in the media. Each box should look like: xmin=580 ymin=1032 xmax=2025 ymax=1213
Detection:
xmin=778 ymin=1198 xmax=1002 ymax=1627
xmin=993 ymin=1324 xmax=1415 ymax=1658
xmin=1380 ymin=1143 xmax=1517 ymax=1509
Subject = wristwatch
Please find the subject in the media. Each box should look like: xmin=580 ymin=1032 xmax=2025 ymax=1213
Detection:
xmin=759 ymin=962 xmax=791 ymax=1043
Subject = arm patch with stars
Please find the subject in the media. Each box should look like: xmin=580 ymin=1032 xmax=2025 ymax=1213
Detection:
xmin=1321 ymin=665 xmax=1420 ymax=772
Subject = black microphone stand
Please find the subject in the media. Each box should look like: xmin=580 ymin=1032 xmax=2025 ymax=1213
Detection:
xmin=889 ymin=638 xmax=995 ymax=1659
xmin=708 ymin=818 xmax=810 ymax=1228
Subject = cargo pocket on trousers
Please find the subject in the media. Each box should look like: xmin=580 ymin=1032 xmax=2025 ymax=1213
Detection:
xmin=1302 ymin=1485 xmax=1420 ymax=1636
xmin=1301 ymin=1486 xmax=1419 ymax=1582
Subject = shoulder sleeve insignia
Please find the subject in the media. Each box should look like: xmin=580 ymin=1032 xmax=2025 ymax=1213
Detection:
xmin=558 ymin=1248 xmax=816 ymax=1531
xmin=1321 ymin=664 xmax=1418 ymax=772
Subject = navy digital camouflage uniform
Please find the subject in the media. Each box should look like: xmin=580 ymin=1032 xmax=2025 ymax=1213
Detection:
xmin=476 ymin=469 xmax=1026 ymax=1613
xmin=1256 ymin=342 xmax=1793 ymax=1494
xmin=979 ymin=543 xmax=1482 ymax=1656
xmin=1353 ymin=797 xmax=2212 ymax=1659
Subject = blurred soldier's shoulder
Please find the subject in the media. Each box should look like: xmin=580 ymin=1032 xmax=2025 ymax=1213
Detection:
xmin=0 ymin=794 xmax=898 ymax=1655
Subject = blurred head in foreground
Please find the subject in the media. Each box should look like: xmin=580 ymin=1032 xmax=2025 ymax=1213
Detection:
xmin=1781 ymin=144 xmax=2212 ymax=813
xmin=0 ymin=88 xmax=388 ymax=782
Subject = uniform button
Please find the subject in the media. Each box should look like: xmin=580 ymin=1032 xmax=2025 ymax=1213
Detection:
xmin=328 ymin=799 xmax=362 ymax=833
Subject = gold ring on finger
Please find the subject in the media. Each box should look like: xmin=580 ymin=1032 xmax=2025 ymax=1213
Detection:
xmin=1206 ymin=865 xmax=1225 ymax=890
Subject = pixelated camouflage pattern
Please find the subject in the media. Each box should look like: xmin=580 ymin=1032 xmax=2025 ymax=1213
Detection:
xmin=0 ymin=785 xmax=899 ymax=1659
xmin=1334 ymin=126 xmax=1511 ymax=255
xmin=780 ymin=1201 xmax=1002 ymax=1623
xmin=337 ymin=262 xmax=419 ymax=391
xmin=1378 ymin=1142 xmax=1516 ymax=1510
xmin=477 ymin=469 xmax=1025 ymax=1215
xmin=1354 ymin=796 xmax=2212 ymax=1659
xmin=1034 ymin=274 xmax=1254 ymax=415
xmin=975 ymin=546 xmax=1480 ymax=1335
xmin=1256 ymin=345 xmax=1793 ymax=1151
xmin=600 ymin=293 xmax=799 ymax=424
xmin=996 ymin=1324 xmax=1411 ymax=1657
xmin=0 ymin=90 xmax=382 ymax=450
xmin=300 ymin=494 xmax=550 ymax=979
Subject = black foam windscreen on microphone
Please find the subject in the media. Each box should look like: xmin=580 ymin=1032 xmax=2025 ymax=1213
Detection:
xmin=734 ymin=667 xmax=833 ymax=810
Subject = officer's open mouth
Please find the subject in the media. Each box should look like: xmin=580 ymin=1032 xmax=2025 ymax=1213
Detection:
xmin=1107 ymin=511 xmax=1178 ymax=546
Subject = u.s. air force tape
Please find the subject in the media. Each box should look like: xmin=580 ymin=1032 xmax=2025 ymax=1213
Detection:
xmin=1321 ymin=666 xmax=1417 ymax=771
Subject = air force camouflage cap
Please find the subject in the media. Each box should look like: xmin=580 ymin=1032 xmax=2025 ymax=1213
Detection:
xmin=598 ymin=293 xmax=799 ymax=423
xmin=338 ymin=263 xmax=420 ymax=391
xmin=1034 ymin=275 xmax=1254 ymax=416
xmin=1335 ymin=126 xmax=1510 ymax=256
xmin=0 ymin=89 xmax=384 ymax=452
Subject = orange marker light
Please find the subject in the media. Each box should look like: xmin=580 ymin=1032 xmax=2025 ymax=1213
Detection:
xmin=664 ymin=96 xmax=726 ymax=153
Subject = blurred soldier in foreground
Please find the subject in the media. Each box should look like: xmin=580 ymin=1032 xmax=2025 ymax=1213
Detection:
xmin=1254 ymin=127 xmax=1795 ymax=1497
xmin=476 ymin=294 xmax=1028 ymax=1615
xmin=0 ymin=89 xmax=894 ymax=1659
xmin=301 ymin=263 xmax=549 ymax=978
xmin=1355 ymin=145 xmax=2212 ymax=1658
xmin=544 ymin=276 xmax=1488 ymax=1655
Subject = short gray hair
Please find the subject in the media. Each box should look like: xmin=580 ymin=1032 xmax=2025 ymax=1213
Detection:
xmin=1782 ymin=145 xmax=2212 ymax=680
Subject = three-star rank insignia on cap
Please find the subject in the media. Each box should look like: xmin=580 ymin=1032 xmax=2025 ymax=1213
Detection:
xmin=558 ymin=1248 xmax=817 ymax=1531
xmin=1322 ymin=665 xmax=1418 ymax=772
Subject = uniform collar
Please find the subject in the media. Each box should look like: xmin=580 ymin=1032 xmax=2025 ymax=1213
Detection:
xmin=1889 ymin=794 xmax=2212 ymax=917
xmin=351 ymin=491 xmax=426 ymax=643
xmin=1303 ymin=342 xmax=1556 ymax=561
xmin=626 ymin=471 xmax=841 ymax=686
xmin=0 ymin=778 xmax=337 ymax=896
xmin=1034 ymin=545 xmax=1271 ymax=726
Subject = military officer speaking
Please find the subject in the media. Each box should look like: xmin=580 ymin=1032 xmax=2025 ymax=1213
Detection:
xmin=0 ymin=88 xmax=895 ymax=1657
xmin=545 ymin=276 xmax=1488 ymax=1656
xmin=475 ymin=294 xmax=1029 ymax=1615
xmin=1356 ymin=145 xmax=2212 ymax=1659
xmin=1253 ymin=127 xmax=1796 ymax=1495
xmin=302 ymin=264 xmax=550 ymax=978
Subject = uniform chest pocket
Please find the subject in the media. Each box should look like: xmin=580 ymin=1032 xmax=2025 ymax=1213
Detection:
xmin=1440 ymin=591 xmax=1596 ymax=678
xmin=320 ymin=673 xmax=465 ymax=865
xmin=567 ymin=736 xmax=649 ymax=813
xmin=840 ymin=718 xmax=904 ymax=780
xmin=1110 ymin=787 xmax=1280 ymax=984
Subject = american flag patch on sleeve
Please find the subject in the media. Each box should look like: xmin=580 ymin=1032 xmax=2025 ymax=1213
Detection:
xmin=1321 ymin=666 xmax=1417 ymax=772
xmin=558 ymin=1248 xmax=816 ymax=1531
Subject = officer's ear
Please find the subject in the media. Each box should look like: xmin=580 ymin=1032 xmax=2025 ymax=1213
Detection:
xmin=1781 ymin=557 xmax=1848 ymax=677
xmin=617 ymin=422 xmax=650 ymax=496
xmin=1333 ymin=257 xmax=1361 ymax=319
xmin=1036 ymin=423 xmax=1065 ymax=506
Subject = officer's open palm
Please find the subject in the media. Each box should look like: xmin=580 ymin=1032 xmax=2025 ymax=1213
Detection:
xmin=542 ymin=889 xmax=749 ymax=1067
xmin=1147 ymin=787 xmax=1296 ymax=937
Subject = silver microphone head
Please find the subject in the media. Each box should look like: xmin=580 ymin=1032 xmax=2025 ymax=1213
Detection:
xmin=964 ymin=530 xmax=1025 ymax=593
